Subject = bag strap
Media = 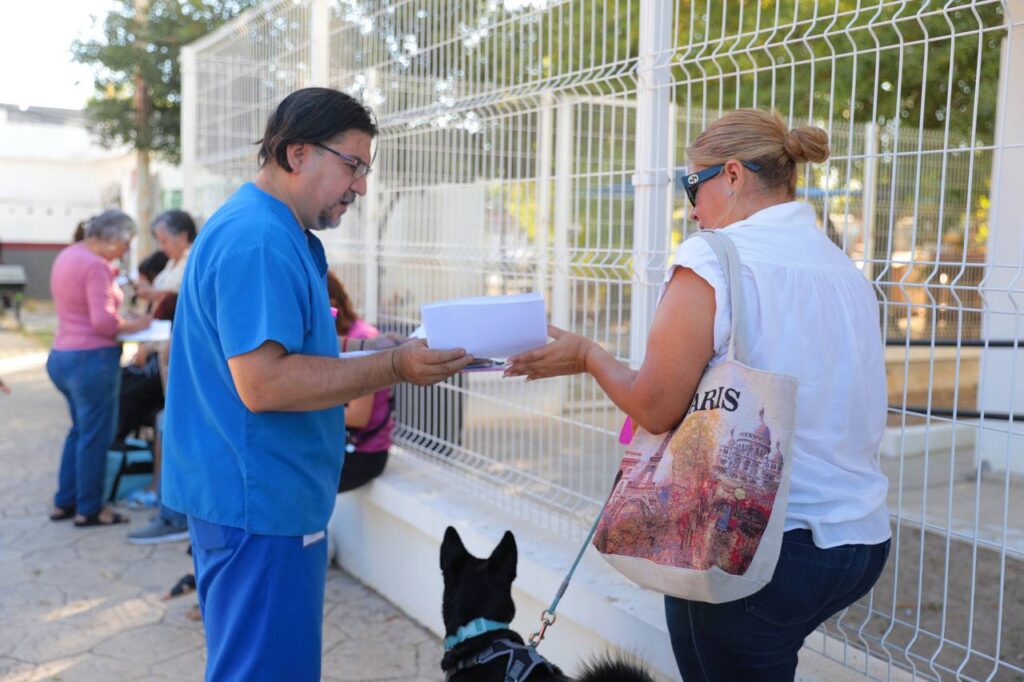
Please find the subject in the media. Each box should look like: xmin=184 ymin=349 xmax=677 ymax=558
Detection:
xmin=694 ymin=230 xmax=747 ymax=364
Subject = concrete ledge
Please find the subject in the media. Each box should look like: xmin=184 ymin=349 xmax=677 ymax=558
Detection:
xmin=879 ymin=422 xmax=977 ymax=459
xmin=328 ymin=450 xmax=901 ymax=682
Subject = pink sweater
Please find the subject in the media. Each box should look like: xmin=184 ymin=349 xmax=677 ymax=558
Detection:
xmin=51 ymin=242 xmax=124 ymax=351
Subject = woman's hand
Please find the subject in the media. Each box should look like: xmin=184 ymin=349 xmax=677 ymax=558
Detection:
xmin=130 ymin=345 xmax=151 ymax=368
xmin=135 ymin=279 xmax=154 ymax=301
xmin=119 ymin=313 xmax=153 ymax=335
xmin=367 ymin=332 xmax=408 ymax=350
xmin=503 ymin=325 xmax=596 ymax=380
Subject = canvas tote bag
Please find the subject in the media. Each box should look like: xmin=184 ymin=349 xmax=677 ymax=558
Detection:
xmin=593 ymin=230 xmax=799 ymax=603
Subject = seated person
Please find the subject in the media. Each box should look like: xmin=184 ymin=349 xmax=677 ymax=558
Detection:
xmin=328 ymin=272 xmax=393 ymax=492
xmin=135 ymin=210 xmax=195 ymax=306
xmin=137 ymin=250 xmax=169 ymax=291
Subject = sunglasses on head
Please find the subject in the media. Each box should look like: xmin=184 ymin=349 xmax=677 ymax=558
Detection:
xmin=683 ymin=161 xmax=762 ymax=206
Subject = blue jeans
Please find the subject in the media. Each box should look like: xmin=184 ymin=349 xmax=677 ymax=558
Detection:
xmin=664 ymin=529 xmax=890 ymax=682
xmin=47 ymin=347 xmax=122 ymax=517
xmin=189 ymin=517 xmax=327 ymax=681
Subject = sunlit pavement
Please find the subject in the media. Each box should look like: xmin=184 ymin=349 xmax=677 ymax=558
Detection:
xmin=0 ymin=323 xmax=444 ymax=682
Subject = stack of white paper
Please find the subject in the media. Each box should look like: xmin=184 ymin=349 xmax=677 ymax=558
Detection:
xmin=117 ymin=319 xmax=172 ymax=343
xmin=421 ymin=292 xmax=547 ymax=359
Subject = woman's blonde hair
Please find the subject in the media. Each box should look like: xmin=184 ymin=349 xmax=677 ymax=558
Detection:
xmin=686 ymin=109 xmax=829 ymax=197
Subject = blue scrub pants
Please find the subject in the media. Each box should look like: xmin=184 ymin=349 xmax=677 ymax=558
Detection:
xmin=189 ymin=517 xmax=328 ymax=681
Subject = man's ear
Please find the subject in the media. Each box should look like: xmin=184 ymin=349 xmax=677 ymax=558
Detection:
xmin=440 ymin=526 xmax=469 ymax=573
xmin=284 ymin=142 xmax=308 ymax=174
xmin=487 ymin=531 xmax=517 ymax=580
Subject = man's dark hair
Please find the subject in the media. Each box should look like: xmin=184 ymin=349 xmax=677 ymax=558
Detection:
xmin=257 ymin=88 xmax=378 ymax=172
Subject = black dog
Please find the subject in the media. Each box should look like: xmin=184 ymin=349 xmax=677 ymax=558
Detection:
xmin=440 ymin=526 xmax=654 ymax=682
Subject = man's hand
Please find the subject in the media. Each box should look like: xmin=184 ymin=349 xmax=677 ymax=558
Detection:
xmin=390 ymin=340 xmax=473 ymax=386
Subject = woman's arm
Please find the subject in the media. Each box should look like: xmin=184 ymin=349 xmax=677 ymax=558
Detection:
xmin=505 ymin=267 xmax=716 ymax=434
xmin=344 ymin=393 xmax=375 ymax=428
xmin=84 ymin=263 xmax=151 ymax=336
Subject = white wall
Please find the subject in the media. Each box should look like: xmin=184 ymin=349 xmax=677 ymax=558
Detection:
xmin=0 ymin=106 xmax=181 ymax=246
xmin=977 ymin=17 xmax=1024 ymax=476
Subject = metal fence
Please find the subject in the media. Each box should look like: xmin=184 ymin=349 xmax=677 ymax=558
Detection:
xmin=182 ymin=1 xmax=1024 ymax=679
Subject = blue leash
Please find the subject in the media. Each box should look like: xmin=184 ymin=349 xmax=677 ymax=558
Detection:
xmin=527 ymin=494 xmax=611 ymax=647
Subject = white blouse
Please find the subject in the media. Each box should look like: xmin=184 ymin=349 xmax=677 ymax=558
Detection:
xmin=152 ymin=246 xmax=190 ymax=294
xmin=667 ymin=201 xmax=890 ymax=548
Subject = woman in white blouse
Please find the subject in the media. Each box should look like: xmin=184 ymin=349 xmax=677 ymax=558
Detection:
xmin=505 ymin=109 xmax=891 ymax=681
xmin=136 ymin=209 xmax=196 ymax=304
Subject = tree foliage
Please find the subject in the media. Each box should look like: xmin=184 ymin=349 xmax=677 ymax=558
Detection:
xmin=72 ymin=0 xmax=259 ymax=163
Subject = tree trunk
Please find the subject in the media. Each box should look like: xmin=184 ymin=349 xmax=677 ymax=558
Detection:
xmin=135 ymin=148 xmax=154 ymax=257
xmin=133 ymin=0 xmax=155 ymax=259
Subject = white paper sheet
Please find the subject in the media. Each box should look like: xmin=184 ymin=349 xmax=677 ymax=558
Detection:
xmin=117 ymin=319 xmax=172 ymax=343
xmin=338 ymin=350 xmax=378 ymax=359
xmin=420 ymin=292 xmax=548 ymax=358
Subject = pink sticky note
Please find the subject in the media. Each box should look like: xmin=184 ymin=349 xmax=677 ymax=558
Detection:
xmin=618 ymin=417 xmax=634 ymax=445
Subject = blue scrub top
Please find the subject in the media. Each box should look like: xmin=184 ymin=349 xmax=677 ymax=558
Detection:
xmin=162 ymin=183 xmax=344 ymax=536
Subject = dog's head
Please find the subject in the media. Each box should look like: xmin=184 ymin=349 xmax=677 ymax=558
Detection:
xmin=440 ymin=526 xmax=517 ymax=637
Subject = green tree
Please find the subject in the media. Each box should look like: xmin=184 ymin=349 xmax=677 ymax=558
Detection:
xmin=72 ymin=0 xmax=258 ymax=242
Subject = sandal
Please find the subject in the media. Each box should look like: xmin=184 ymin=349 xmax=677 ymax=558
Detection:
xmin=49 ymin=505 xmax=76 ymax=521
xmin=162 ymin=574 xmax=196 ymax=600
xmin=73 ymin=510 xmax=130 ymax=527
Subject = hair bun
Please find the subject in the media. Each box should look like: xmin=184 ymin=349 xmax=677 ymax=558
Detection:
xmin=783 ymin=126 xmax=830 ymax=164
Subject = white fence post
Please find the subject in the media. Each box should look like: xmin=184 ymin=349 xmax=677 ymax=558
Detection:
xmin=977 ymin=4 xmax=1024 ymax=476
xmin=553 ymin=97 xmax=573 ymax=331
xmin=362 ymin=66 xmax=380 ymax=324
xmin=861 ymin=122 xmax=879 ymax=277
xmin=630 ymin=0 xmax=674 ymax=366
xmin=535 ymin=92 xmax=554 ymax=300
xmin=180 ymin=45 xmax=197 ymax=216
xmin=309 ymin=0 xmax=329 ymax=87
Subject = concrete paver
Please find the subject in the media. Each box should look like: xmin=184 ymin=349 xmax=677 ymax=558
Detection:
xmin=0 ymin=322 xmax=444 ymax=682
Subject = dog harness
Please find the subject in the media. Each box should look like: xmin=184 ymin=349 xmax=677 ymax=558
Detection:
xmin=444 ymin=638 xmax=557 ymax=682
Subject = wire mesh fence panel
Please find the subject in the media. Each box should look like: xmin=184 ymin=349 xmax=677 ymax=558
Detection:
xmin=183 ymin=1 xmax=1023 ymax=679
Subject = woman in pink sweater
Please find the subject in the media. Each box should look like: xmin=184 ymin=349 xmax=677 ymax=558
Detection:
xmin=47 ymin=210 xmax=151 ymax=527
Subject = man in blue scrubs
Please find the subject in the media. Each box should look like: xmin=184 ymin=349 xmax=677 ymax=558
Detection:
xmin=162 ymin=88 xmax=473 ymax=681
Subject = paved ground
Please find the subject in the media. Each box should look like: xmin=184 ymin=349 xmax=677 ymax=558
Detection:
xmin=0 ymin=318 xmax=445 ymax=682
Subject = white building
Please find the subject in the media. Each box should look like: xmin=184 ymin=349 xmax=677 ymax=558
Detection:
xmin=0 ymin=103 xmax=182 ymax=298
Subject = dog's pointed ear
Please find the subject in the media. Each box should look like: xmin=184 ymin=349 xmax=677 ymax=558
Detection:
xmin=487 ymin=530 xmax=517 ymax=579
xmin=440 ymin=526 xmax=469 ymax=573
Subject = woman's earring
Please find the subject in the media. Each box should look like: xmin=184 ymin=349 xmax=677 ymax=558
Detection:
xmin=725 ymin=189 xmax=735 ymax=197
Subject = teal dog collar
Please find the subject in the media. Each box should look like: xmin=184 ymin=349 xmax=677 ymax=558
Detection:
xmin=443 ymin=618 xmax=510 ymax=650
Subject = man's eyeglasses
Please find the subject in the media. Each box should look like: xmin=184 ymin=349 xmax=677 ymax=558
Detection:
xmin=314 ymin=143 xmax=373 ymax=180
xmin=683 ymin=161 xmax=761 ymax=206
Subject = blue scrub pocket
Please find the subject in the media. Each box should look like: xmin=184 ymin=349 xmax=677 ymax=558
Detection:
xmin=190 ymin=517 xmax=230 ymax=551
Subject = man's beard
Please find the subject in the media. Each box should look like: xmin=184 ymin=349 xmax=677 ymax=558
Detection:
xmin=312 ymin=192 xmax=357 ymax=231
xmin=313 ymin=210 xmax=341 ymax=231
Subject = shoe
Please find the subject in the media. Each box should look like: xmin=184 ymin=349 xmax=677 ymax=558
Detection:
xmin=127 ymin=517 xmax=189 ymax=545
xmin=49 ymin=505 xmax=76 ymax=521
xmin=74 ymin=509 xmax=129 ymax=527
xmin=122 ymin=488 xmax=159 ymax=510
